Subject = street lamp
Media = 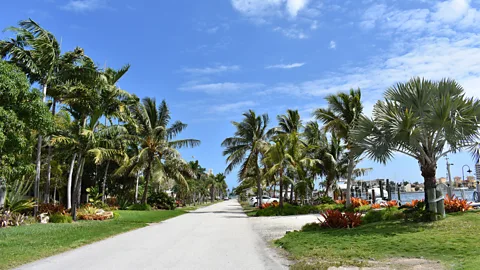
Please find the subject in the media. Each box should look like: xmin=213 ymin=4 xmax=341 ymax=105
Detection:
xmin=462 ymin=165 xmax=472 ymax=187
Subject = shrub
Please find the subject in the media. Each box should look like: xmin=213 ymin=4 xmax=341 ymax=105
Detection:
xmin=113 ymin=212 xmax=120 ymax=219
xmin=363 ymin=209 xmax=384 ymax=224
xmin=147 ymin=191 xmax=176 ymax=210
xmin=128 ymin=203 xmax=152 ymax=211
xmin=402 ymin=201 xmax=437 ymax=222
xmin=77 ymin=205 xmax=114 ymax=221
xmin=444 ymin=195 xmax=472 ymax=213
xmin=356 ymin=204 xmax=372 ymax=213
xmin=49 ymin=214 xmax=72 ymax=223
xmin=38 ymin=203 xmax=66 ymax=215
xmin=320 ymin=210 xmax=362 ymax=229
xmin=0 ymin=211 xmax=27 ymax=227
xmin=371 ymin=203 xmax=381 ymax=209
xmin=317 ymin=203 xmax=344 ymax=212
xmin=351 ymin=198 xmax=369 ymax=208
xmin=315 ymin=196 xmax=335 ymax=205
xmin=363 ymin=208 xmax=405 ymax=224
xmin=404 ymin=199 xmax=421 ymax=208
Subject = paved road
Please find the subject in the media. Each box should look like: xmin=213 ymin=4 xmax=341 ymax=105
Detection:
xmin=18 ymin=200 xmax=287 ymax=270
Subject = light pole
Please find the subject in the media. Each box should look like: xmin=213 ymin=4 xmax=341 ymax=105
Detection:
xmin=462 ymin=165 xmax=472 ymax=187
xmin=446 ymin=158 xmax=454 ymax=197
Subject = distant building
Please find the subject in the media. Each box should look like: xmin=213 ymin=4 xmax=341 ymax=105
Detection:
xmin=438 ymin=177 xmax=447 ymax=184
xmin=454 ymin=176 xmax=462 ymax=187
xmin=207 ymin=169 xmax=213 ymax=176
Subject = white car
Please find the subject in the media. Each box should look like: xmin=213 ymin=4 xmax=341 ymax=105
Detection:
xmin=249 ymin=195 xmax=279 ymax=207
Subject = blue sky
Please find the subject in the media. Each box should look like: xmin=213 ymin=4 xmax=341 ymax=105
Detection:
xmin=2 ymin=0 xmax=480 ymax=189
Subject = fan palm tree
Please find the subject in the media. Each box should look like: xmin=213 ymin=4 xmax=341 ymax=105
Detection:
xmin=222 ymin=110 xmax=270 ymax=209
xmin=121 ymin=98 xmax=200 ymax=204
xmin=353 ymin=78 xmax=480 ymax=214
xmin=314 ymin=88 xmax=363 ymax=207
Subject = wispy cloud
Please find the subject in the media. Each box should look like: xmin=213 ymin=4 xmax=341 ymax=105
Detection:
xmin=209 ymin=101 xmax=257 ymax=113
xmin=329 ymin=40 xmax=336 ymax=49
xmin=179 ymin=82 xmax=264 ymax=94
xmin=182 ymin=65 xmax=240 ymax=75
xmin=286 ymin=0 xmax=311 ymax=17
xmin=62 ymin=0 xmax=107 ymax=12
xmin=273 ymin=27 xmax=308 ymax=39
xmin=265 ymin=63 xmax=305 ymax=69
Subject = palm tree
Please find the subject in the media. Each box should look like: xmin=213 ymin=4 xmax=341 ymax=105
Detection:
xmin=122 ymin=98 xmax=200 ymax=204
xmin=222 ymin=110 xmax=270 ymax=208
xmin=275 ymin=109 xmax=303 ymax=202
xmin=263 ymin=135 xmax=293 ymax=207
xmin=1 ymin=19 xmax=61 ymax=214
xmin=353 ymin=78 xmax=480 ymax=214
xmin=314 ymin=88 xmax=363 ymax=207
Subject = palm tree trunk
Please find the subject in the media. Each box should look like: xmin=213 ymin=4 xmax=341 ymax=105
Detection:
xmin=256 ymin=166 xmax=262 ymax=209
xmin=345 ymin=153 xmax=355 ymax=208
xmin=141 ymin=162 xmax=152 ymax=204
xmin=72 ymin=153 xmax=85 ymax=221
xmin=289 ymin=184 xmax=294 ymax=204
xmin=279 ymin=172 xmax=284 ymax=208
xmin=33 ymin=84 xmax=48 ymax=216
xmin=67 ymin=153 xmax=77 ymax=209
xmin=44 ymin=100 xmax=57 ymax=204
xmin=134 ymin=173 xmax=140 ymax=203
xmin=102 ymin=161 xmax=110 ymax=204
xmin=421 ymin=162 xmax=438 ymax=215
xmin=44 ymin=144 xmax=52 ymax=204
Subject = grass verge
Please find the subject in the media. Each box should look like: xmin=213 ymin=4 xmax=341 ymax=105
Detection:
xmin=275 ymin=211 xmax=480 ymax=270
xmin=0 ymin=209 xmax=185 ymax=269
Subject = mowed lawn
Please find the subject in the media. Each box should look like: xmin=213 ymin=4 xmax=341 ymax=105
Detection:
xmin=0 ymin=210 xmax=185 ymax=269
xmin=276 ymin=211 xmax=480 ymax=270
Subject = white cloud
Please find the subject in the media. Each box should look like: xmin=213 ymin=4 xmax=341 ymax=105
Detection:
xmin=209 ymin=101 xmax=257 ymax=113
xmin=182 ymin=65 xmax=240 ymax=75
xmin=231 ymin=0 xmax=311 ymax=18
xmin=310 ymin=20 xmax=318 ymax=30
xmin=62 ymin=0 xmax=106 ymax=12
xmin=329 ymin=40 xmax=336 ymax=49
xmin=274 ymin=27 xmax=308 ymax=39
xmin=206 ymin=26 xmax=220 ymax=34
xmin=179 ymin=82 xmax=264 ymax=94
xmin=433 ymin=0 xmax=471 ymax=23
xmin=266 ymin=62 xmax=305 ymax=69
xmin=286 ymin=0 xmax=310 ymax=17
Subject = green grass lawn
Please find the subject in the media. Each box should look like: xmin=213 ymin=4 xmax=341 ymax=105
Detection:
xmin=0 ymin=210 xmax=185 ymax=269
xmin=275 ymin=211 xmax=480 ymax=270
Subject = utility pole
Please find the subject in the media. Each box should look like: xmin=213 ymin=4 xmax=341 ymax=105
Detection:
xmin=446 ymin=157 xmax=453 ymax=198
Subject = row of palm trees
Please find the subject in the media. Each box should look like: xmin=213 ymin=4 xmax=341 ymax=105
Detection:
xmin=223 ymin=79 xmax=480 ymax=214
xmin=0 ymin=19 xmax=203 ymax=217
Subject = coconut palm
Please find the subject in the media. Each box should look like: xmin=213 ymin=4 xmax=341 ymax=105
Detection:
xmin=121 ymin=98 xmax=200 ymax=204
xmin=353 ymin=78 xmax=480 ymax=214
xmin=314 ymin=88 xmax=363 ymax=207
xmin=222 ymin=110 xmax=270 ymax=209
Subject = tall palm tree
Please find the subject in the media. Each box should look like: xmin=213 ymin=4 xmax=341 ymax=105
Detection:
xmin=314 ymin=88 xmax=363 ymax=207
xmin=222 ymin=110 xmax=270 ymax=209
xmin=353 ymin=78 xmax=480 ymax=214
xmin=122 ymin=98 xmax=200 ymax=204
xmin=1 ymin=19 xmax=61 ymax=214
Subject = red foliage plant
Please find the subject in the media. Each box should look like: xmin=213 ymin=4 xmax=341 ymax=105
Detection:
xmin=371 ymin=203 xmax=381 ymax=209
xmin=381 ymin=200 xmax=398 ymax=208
xmin=320 ymin=210 xmax=362 ymax=229
xmin=404 ymin=199 xmax=422 ymax=208
xmin=261 ymin=201 xmax=279 ymax=208
xmin=444 ymin=195 xmax=472 ymax=213
xmin=38 ymin=203 xmax=67 ymax=215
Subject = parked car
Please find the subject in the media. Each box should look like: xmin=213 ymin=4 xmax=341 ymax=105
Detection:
xmin=223 ymin=196 xmax=229 ymax=201
xmin=249 ymin=195 xmax=279 ymax=207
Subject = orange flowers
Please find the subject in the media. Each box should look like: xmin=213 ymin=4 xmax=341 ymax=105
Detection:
xmin=404 ymin=199 xmax=421 ymax=208
xmin=262 ymin=201 xmax=279 ymax=208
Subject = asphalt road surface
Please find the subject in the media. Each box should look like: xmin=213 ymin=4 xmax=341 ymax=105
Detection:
xmin=18 ymin=200 xmax=287 ymax=270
